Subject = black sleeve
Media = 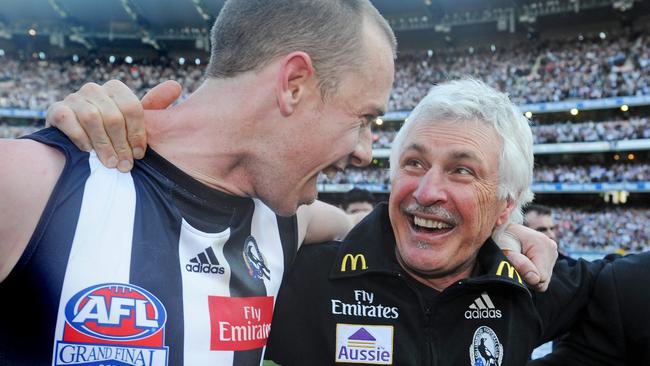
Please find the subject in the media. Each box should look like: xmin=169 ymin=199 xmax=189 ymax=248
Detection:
xmin=530 ymin=252 xmax=650 ymax=366
xmin=532 ymin=258 xmax=609 ymax=343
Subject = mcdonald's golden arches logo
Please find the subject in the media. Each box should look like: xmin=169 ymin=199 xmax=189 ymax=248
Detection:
xmin=340 ymin=253 xmax=367 ymax=272
xmin=496 ymin=260 xmax=522 ymax=284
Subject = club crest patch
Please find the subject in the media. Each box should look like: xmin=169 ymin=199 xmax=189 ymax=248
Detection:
xmin=469 ymin=326 xmax=503 ymax=366
xmin=242 ymin=235 xmax=270 ymax=280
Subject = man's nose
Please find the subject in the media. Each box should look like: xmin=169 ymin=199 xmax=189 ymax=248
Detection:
xmin=349 ymin=127 xmax=373 ymax=168
xmin=413 ymin=168 xmax=448 ymax=206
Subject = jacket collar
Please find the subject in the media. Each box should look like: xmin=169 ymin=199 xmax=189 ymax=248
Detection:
xmin=329 ymin=203 xmax=530 ymax=294
xmin=330 ymin=203 xmax=402 ymax=279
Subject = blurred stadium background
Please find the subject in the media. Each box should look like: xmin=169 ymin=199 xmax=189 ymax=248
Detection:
xmin=0 ymin=0 xmax=648 ymax=260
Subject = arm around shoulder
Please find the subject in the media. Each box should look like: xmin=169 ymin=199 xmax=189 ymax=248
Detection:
xmin=296 ymin=200 xmax=356 ymax=247
xmin=0 ymin=139 xmax=65 ymax=282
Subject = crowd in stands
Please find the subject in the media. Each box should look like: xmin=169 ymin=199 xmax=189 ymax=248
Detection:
xmin=317 ymin=163 xmax=650 ymax=186
xmin=534 ymin=163 xmax=650 ymax=183
xmin=0 ymin=123 xmax=39 ymax=139
xmin=531 ymin=117 xmax=650 ymax=143
xmin=373 ymin=117 xmax=650 ymax=148
xmin=0 ymin=58 xmax=203 ymax=111
xmin=555 ymin=207 xmax=650 ymax=252
xmin=1 ymin=29 xmax=650 ymax=111
xmin=320 ymin=168 xmax=391 ymax=187
xmin=389 ymin=30 xmax=650 ymax=110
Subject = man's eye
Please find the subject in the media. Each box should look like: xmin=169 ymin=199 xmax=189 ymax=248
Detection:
xmin=361 ymin=115 xmax=376 ymax=127
xmin=455 ymin=167 xmax=474 ymax=175
xmin=405 ymin=159 xmax=423 ymax=168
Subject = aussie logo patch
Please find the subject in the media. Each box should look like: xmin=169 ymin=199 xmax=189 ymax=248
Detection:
xmin=54 ymin=283 xmax=168 ymax=366
xmin=469 ymin=326 xmax=503 ymax=366
xmin=335 ymin=324 xmax=393 ymax=364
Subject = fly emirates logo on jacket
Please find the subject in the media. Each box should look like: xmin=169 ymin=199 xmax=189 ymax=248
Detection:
xmin=331 ymin=290 xmax=399 ymax=319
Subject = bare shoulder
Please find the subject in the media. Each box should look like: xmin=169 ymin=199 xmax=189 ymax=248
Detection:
xmin=0 ymin=138 xmax=65 ymax=282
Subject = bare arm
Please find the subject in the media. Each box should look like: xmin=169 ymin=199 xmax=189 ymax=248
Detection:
xmin=296 ymin=200 xmax=357 ymax=247
xmin=0 ymin=139 xmax=65 ymax=282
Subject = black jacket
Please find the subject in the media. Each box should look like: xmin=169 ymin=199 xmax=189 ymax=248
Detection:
xmin=530 ymin=252 xmax=650 ymax=366
xmin=266 ymin=204 xmax=602 ymax=366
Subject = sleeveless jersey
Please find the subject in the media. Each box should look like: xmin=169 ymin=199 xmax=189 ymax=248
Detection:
xmin=0 ymin=128 xmax=298 ymax=366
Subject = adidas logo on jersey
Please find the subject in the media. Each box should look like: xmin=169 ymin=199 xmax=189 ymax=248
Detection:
xmin=186 ymin=246 xmax=225 ymax=274
xmin=464 ymin=292 xmax=502 ymax=319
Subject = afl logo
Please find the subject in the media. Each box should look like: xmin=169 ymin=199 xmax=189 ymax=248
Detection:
xmin=64 ymin=283 xmax=167 ymax=341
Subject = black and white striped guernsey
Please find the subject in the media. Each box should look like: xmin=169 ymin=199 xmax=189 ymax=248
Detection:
xmin=0 ymin=128 xmax=298 ymax=366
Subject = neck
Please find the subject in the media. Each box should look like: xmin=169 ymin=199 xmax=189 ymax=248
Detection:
xmin=144 ymin=77 xmax=274 ymax=198
xmin=395 ymin=248 xmax=475 ymax=291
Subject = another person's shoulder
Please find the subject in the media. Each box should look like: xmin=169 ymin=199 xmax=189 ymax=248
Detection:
xmin=0 ymin=130 xmax=67 ymax=281
xmin=292 ymin=240 xmax=341 ymax=272
xmin=0 ymin=132 xmax=66 ymax=193
xmin=600 ymin=252 xmax=650 ymax=302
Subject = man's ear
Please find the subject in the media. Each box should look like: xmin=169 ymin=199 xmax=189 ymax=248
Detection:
xmin=495 ymin=197 xmax=516 ymax=227
xmin=276 ymin=51 xmax=315 ymax=117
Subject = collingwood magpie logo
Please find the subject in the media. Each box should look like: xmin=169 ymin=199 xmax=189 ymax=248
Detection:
xmin=469 ymin=326 xmax=503 ymax=366
xmin=186 ymin=246 xmax=225 ymax=274
xmin=243 ymin=235 xmax=270 ymax=280
xmin=465 ymin=292 xmax=502 ymax=319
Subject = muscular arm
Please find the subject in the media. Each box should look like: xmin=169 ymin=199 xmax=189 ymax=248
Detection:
xmin=296 ymin=200 xmax=355 ymax=247
xmin=0 ymin=139 xmax=65 ymax=282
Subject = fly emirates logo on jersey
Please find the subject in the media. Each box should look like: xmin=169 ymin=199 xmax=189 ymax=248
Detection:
xmin=208 ymin=296 xmax=274 ymax=351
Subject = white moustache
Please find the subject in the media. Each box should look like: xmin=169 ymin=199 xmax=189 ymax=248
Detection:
xmin=403 ymin=203 xmax=459 ymax=225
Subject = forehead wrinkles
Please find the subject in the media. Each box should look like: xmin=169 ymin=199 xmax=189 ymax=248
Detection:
xmin=405 ymin=121 xmax=497 ymax=158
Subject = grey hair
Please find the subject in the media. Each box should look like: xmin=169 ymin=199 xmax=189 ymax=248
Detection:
xmin=206 ymin=0 xmax=396 ymax=99
xmin=389 ymin=78 xmax=535 ymax=231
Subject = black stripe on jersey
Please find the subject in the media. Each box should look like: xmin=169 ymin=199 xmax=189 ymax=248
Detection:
xmin=129 ymin=170 xmax=186 ymax=366
xmin=277 ymin=214 xmax=298 ymax=272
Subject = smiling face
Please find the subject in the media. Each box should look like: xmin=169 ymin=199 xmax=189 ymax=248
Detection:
xmin=264 ymin=20 xmax=395 ymax=216
xmin=388 ymin=119 xmax=514 ymax=289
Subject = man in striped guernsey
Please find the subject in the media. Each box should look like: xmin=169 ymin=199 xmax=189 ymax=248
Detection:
xmin=0 ymin=1 xmax=396 ymax=365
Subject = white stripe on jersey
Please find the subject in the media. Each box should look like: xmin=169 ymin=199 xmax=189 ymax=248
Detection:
xmin=178 ymin=220 xmax=233 ymax=365
xmin=51 ymin=153 xmax=137 ymax=365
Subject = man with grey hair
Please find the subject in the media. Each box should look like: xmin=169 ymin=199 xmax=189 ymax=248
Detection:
xmin=264 ymin=79 xmax=601 ymax=365
xmin=0 ymin=1 xmax=398 ymax=365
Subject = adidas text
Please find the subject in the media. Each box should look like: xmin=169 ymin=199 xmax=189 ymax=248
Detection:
xmin=464 ymin=308 xmax=502 ymax=319
xmin=465 ymin=292 xmax=502 ymax=319
xmin=186 ymin=263 xmax=225 ymax=274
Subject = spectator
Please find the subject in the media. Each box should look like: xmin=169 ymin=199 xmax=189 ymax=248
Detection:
xmin=340 ymin=188 xmax=376 ymax=215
